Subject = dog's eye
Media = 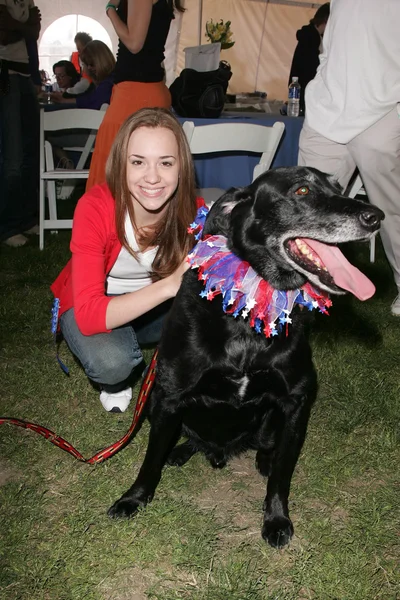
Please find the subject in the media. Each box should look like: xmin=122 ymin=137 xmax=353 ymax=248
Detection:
xmin=295 ymin=186 xmax=309 ymax=196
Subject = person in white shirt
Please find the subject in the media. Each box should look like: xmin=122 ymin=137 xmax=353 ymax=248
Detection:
xmin=0 ymin=0 xmax=41 ymax=247
xmin=298 ymin=0 xmax=400 ymax=316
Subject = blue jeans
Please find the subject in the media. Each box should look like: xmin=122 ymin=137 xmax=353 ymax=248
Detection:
xmin=0 ymin=75 xmax=39 ymax=241
xmin=59 ymin=300 xmax=172 ymax=393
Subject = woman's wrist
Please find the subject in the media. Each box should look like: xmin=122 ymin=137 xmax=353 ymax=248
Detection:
xmin=156 ymin=276 xmax=176 ymax=301
xmin=105 ymin=3 xmax=117 ymax=16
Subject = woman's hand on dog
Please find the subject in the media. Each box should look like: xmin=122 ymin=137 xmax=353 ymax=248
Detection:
xmin=165 ymin=258 xmax=190 ymax=297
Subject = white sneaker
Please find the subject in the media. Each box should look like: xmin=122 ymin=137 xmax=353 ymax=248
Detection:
xmin=3 ymin=234 xmax=28 ymax=247
xmin=100 ymin=387 xmax=132 ymax=413
xmin=24 ymin=225 xmax=40 ymax=235
xmin=391 ymin=294 xmax=400 ymax=317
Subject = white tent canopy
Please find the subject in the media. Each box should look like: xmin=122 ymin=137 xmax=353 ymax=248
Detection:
xmin=36 ymin=0 xmax=322 ymax=101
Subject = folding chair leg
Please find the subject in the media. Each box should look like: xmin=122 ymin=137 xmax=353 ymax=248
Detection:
xmin=39 ymin=177 xmax=45 ymax=250
xmin=370 ymin=233 xmax=376 ymax=263
xmin=47 ymin=181 xmax=59 ymax=235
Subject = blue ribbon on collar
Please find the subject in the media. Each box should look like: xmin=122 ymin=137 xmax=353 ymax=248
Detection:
xmin=51 ymin=298 xmax=69 ymax=375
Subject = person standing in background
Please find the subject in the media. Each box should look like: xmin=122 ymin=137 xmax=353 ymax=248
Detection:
xmin=288 ymin=3 xmax=330 ymax=115
xmin=26 ymin=36 xmax=41 ymax=93
xmin=0 ymin=0 xmax=41 ymax=247
xmin=298 ymin=0 xmax=400 ymax=317
xmin=71 ymin=31 xmax=93 ymax=77
xmin=85 ymin=0 xmax=184 ymax=191
xmin=70 ymin=31 xmax=93 ymax=93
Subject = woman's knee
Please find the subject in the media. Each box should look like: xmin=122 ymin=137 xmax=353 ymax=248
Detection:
xmin=60 ymin=310 xmax=143 ymax=386
xmin=84 ymin=343 xmax=142 ymax=386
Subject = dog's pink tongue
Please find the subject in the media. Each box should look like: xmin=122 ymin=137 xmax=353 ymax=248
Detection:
xmin=302 ymin=238 xmax=375 ymax=300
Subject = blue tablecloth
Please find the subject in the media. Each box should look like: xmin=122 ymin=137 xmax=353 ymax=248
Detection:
xmin=42 ymin=102 xmax=68 ymax=111
xmin=176 ymin=112 xmax=304 ymax=189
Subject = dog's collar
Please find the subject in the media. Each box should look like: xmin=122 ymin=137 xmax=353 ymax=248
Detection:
xmin=188 ymin=207 xmax=332 ymax=338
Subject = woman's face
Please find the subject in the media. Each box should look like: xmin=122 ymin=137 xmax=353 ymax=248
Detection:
xmin=126 ymin=126 xmax=180 ymax=227
xmin=54 ymin=66 xmax=72 ymax=90
xmin=82 ymin=60 xmax=96 ymax=80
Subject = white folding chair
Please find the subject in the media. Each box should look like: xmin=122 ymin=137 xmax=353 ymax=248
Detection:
xmin=347 ymin=173 xmax=377 ymax=263
xmin=39 ymin=106 xmax=107 ymax=249
xmin=57 ymin=103 xmax=109 ymax=200
xmin=182 ymin=120 xmax=285 ymax=205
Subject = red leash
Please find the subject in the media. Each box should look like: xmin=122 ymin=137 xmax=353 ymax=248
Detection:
xmin=0 ymin=349 xmax=158 ymax=465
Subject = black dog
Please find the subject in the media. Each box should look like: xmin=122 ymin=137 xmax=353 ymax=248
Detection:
xmin=108 ymin=167 xmax=384 ymax=548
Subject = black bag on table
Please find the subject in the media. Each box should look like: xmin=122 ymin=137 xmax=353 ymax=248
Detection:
xmin=169 ymin=61 xmax=232 ymax=119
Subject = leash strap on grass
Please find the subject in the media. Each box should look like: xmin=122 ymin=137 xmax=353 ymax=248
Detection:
xmin=0 ymin=349 xmax=158 ymax=465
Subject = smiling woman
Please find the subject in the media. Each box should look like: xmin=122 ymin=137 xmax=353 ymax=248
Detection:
xmin=125 ymin=127 xmax=180 ymax=226
xmin=50 ymin=107 xmax=205 ymax=413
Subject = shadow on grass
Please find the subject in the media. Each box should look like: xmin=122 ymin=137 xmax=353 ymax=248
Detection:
xmin=310 ymin=238 xmax=396 ymax=346
xmin=311 ymin=294 xmax=382 ymax=345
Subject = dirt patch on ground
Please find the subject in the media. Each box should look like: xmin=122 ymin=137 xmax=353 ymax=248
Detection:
xmin=195 ymin=452 xmax=265 ymax=536
xmin=100 ymin=564 xmax=198 ymax=600
xmin=0 ymin=459 xmax=22 ymax=486
xmin=100 ymin=568 xmax=154 ymax=600
xmin=344 ymin=472 xmax=385 ymax=494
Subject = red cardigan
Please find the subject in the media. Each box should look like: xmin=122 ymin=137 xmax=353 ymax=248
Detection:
xmin=51 ymin=183 xmax=205 ymax=336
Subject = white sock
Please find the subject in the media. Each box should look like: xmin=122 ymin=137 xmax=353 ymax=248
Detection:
xmin=99 ymin=387 xmax=132 ymax=413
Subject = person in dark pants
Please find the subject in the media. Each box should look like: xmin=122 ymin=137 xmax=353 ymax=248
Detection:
xmin=0 ymin=0 xmax=41 ymax=247
xmin=288 ymin=3 xmax=330 ymax=115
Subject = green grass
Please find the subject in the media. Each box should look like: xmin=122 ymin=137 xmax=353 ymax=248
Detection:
xmin=1 ymin=232 xmax=399 ymax=600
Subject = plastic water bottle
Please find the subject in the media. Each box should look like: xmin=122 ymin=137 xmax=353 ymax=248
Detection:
xmin=45 ymin=83 xmax=53 ymax=104
xmin=287 ymin=76 xmax=301 ymax=117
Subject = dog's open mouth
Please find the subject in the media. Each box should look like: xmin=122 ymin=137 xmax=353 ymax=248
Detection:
xmin=285 ymin=238 xmax=375 ymax=300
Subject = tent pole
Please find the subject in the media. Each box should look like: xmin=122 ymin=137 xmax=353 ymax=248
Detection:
xmin=198 ymin=0 xmax=203 ymax=45
xmin=254 ymin=1 xmax=268 ymax=92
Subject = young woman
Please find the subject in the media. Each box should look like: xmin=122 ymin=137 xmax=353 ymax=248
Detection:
xmin=85 ymin=0 xmax=185 ymax=190
xmin=51 ymin=108 xmax=204 ymax=413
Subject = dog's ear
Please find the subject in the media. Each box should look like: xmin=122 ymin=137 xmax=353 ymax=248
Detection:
xmin=202 ymin=187 xmax=252 ymax=237
xmin=327 ymin=174 xmax=343 ymax=194
xmin=251 ymin=174 xmax=283 ymax=218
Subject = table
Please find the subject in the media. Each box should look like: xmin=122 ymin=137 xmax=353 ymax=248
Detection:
xmin=176 ymin=112 xmax=304 ymax=189
xmin=44 ymin=104 xmax=304 ymax=189
xmin=41 ymin=101 xmax=64 ymax=111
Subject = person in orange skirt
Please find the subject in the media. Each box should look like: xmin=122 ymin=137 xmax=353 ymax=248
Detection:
xmin=86 ymin=0 xmax=185 ymax=191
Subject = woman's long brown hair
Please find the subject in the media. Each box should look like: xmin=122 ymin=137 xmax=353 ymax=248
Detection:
xmin=80 ymin=40 xmax=115 ymax=84
xmin=105 ymin=107 xmax=198 ymax=280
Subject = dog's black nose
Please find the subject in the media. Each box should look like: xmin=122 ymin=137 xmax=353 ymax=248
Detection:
xmin=359 ymin=208 xmax=384 ymax=230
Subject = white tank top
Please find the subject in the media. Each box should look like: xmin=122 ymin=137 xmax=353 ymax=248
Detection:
xmin=107 ymin=213 xmax=158 ymax=295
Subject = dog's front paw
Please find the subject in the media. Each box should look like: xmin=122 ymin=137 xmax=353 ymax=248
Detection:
xmin=262 ymin=515 xmax=294 ymax=549
xmin=108 ymin=496 xmax=140 ymax=519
